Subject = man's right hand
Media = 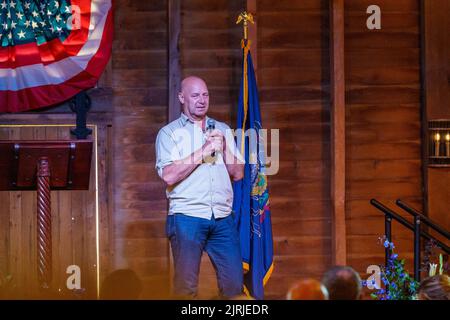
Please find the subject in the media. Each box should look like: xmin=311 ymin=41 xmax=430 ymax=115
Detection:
xmin=163 ymin=140 xmax=216 ymax=185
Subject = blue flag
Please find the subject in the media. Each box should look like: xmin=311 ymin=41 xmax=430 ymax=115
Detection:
xmin=232 ymin=40 xmax=274 ymax=300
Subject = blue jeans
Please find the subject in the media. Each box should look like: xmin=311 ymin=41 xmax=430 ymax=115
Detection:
xmin=166 ymin=213 xmax=243 ymax=298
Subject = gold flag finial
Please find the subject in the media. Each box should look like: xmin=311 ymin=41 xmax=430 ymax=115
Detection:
xmin=236 ymin=11 xmax=254 ymax=40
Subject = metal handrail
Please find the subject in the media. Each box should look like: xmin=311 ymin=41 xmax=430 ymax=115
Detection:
xmin=396 ymin=199 xmax=450 ymax=240
xmin=370 ymin=199 xmax=450 ymax=282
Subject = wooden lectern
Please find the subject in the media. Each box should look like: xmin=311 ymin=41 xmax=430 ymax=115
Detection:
xmin=0 ymin=141 xmax=93 ymax=290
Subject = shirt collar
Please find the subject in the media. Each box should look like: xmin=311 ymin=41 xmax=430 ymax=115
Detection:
xmin=179 ymin=112 xmax=191 ymax=126
xmin=179 ymin=113 xmax=210 ymax=129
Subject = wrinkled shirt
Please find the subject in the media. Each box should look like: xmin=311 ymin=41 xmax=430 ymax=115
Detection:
xmin=155 ymin=113 xmax=244 ymax=219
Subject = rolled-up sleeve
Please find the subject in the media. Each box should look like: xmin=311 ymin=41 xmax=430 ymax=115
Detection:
xmin=155 ymin=128 xmax=180 ymax=178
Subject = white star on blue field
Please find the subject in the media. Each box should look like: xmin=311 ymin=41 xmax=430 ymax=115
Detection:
xmin=0 ymin=0 xmax=73 ymax=47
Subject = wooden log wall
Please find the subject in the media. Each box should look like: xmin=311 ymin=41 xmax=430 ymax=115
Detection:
xmin=257 ymin=0 xmax=332 ymax=298
xmin=0 ymin=123 xmax=110 ymax=299
xmin=1 ymin=0 xmax=447 ymax=300
xmin=178 ymin=0 xmax=243 ymax=298
xmin=113 ymin=0 xmax=447 ymax=299
xmin=344 ymin=0 xmax=423 ymax=274
xmin=112 ymin=0 xmax=170 ymax=298
xmin=422 ymin=0 xmax=450 ymax=239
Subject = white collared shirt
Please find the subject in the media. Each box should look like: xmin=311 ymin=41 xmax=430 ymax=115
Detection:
xmin=155 ymin=113 xmax=244 ymax=219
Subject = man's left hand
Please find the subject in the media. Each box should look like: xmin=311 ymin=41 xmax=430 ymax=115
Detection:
xmin=206 ymin=129 xmax=225 ymax=153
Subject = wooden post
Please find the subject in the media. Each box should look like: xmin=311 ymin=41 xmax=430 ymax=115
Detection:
xmin=37 ymin=157 xmax=52 ymax=289
xmin=167 ymin=0 xmax=182 ymax=295
xmin=329 ymin=0 xmax=347 ymax=265
xmin=421 ymin=0 xmax=450 ymax=225
xmin=168 ymin=0 xmax=182 ymax=122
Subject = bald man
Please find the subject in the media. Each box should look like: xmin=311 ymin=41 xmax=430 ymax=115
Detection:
xmin=155 ymin=76 xmax=245 ymax=298
xmin=321 ymin=266 xmax=362 ymax=300
xmin=286 ymin=279 xmax=329 ymax=300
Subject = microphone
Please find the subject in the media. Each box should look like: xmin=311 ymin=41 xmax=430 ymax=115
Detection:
xmin=207 ymin=118 xmax=215 ymax=132
xmin=206 ymin=119 xmax=216 ymax=157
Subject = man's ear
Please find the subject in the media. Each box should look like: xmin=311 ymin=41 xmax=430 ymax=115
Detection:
xmin=178 ymin=92 xmax=184 ymax=104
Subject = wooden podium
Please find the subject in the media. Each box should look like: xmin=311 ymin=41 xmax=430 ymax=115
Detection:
xmin=0 ymin=141 xmax=93 ymax=290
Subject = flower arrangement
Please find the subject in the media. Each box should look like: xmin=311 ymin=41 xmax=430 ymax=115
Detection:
xmin=370 ymin=238 xmax=419 ymax=300
xmin=428 ymin=254 xmax=447 ymax=277
xmin=422 ymin=239 xmax=449 ymax=276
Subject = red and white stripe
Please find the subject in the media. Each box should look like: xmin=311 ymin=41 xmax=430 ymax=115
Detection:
xmin=0 ymin=0 xmax=113 ymax=112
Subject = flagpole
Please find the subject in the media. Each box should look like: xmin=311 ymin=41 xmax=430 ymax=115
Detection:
xmin=236 ymin=11 xmax=254 ymax=40
xmin=236 ymin=12 xmax=255 ymax=155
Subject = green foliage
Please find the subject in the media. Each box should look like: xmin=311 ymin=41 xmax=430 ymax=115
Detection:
xmin=371 ymin=238 xmax=419 ymax=300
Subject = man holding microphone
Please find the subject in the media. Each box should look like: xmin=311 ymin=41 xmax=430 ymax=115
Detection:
xmin=155 ymin=76 xmax=245 ymax=298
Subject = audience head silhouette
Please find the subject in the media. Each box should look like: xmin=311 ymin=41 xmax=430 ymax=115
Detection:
xmin=418 ymin=274 xmax=450 ymax=300
xmin=100 ymin=269 xmax=143 ymax=300
xmin=286 ymin=278 xmax=329 ymax=300
xmin=321 ymin=266 xmax=362 ymax=300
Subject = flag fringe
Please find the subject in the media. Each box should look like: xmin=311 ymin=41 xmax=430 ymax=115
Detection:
xmin=242 ymin=262 xmax=274 ymax=299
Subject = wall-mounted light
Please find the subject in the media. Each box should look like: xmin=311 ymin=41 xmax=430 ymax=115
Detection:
xmin=429 ymin=120 xmax=450 ymax=167
xmin=446 ymin=132 xmax=450 ymax=157
xmin=434 ymin=132 xmax=441 ymax=156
